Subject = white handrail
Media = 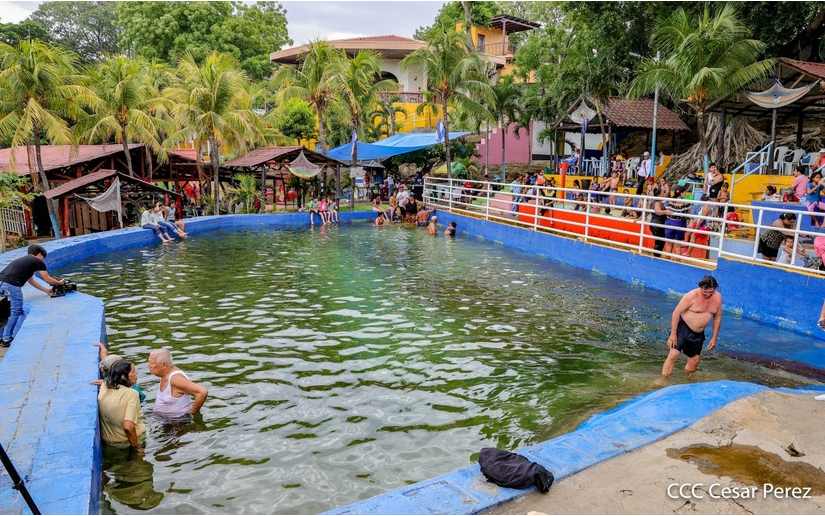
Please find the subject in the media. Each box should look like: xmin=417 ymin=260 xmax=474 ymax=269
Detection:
xmin=423 ymin=176 xmax=825 ymax=276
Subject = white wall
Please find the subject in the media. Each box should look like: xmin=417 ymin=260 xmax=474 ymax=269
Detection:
xmin=530 ymin=120 xmax=605 ymax=158
xmin=379 ymin=58 xmax=426 ymax=92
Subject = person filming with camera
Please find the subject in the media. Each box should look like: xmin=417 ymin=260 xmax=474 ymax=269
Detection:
xmin=0 ymin=244 xmax=65 ymax=347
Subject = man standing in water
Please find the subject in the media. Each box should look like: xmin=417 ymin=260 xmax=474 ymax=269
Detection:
xmin=148 ymin=349 xmax=208 ymax=417
xmin=661 ymin=276 xmax=722 ymax=376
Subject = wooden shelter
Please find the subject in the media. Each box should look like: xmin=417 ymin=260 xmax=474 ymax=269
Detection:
xmin=706 ymin=58 xmax=825 ymax=169
xmin=223 ymin=146 xmax=344 ymax=208
xmin=43 ymin=169 xmax=181 ymax=237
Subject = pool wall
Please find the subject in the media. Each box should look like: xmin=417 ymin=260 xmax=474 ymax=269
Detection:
xmin=435 ymin=211 xmax=825 ymax=345
xmin=0 ymin=211 xmax=372 ymax=515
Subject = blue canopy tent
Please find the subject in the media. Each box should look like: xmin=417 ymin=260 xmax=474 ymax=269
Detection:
xmin=325 ymin=131 xmax=469 ymax=162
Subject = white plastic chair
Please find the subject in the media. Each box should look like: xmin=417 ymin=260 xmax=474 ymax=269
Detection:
xmin=788 ymin=149 xmax=806 ymax=173
xmin=773 ymin=145 xmax=790 ymax=173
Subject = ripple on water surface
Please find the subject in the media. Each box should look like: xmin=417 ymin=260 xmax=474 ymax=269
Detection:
xmin=59 ymin=223 xmax=815 ymax=514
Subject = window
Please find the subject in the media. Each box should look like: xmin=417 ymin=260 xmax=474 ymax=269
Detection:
xmin=477 ymin=34 xmax=485 ymax=52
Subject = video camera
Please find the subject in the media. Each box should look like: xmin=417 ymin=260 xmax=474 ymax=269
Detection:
xmin=50 ymin=279 xmax=78 ymax=298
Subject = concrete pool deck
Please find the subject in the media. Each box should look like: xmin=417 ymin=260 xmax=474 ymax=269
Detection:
xmin=1 ymin=212 xmax=824 ymax=515
xmin=487 ymin=390 xmax=825 ymax=515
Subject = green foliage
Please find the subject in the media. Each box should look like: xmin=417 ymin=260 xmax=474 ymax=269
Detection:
xmin=0 ymin=173 xmax=33 ymax=209
xmin=415 ymin=1 xmax=498 ymax=40
xmin=30 ymin=1 xmax=120 ymax=62
xmin=629 ymin=4 xmax=774 ymax=156
xmin=276 ymin=98 xmax=317 ymax=143
xmin=77 ymin=55 xmax=167 ymax=174
xmin=272 ymin=41 xmax=344 ymax=150
xmin=735 ymin=2 xmax=825 ymax=59
xmin=116 ymin=1 xmax=291 ymax=80
xmin=0 ymin=20 xmax=50 ymax=46
xmin=227 ymin=174 xmax=260 ymax=213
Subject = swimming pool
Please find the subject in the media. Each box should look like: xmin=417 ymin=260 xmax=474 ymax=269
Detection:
xmin=57 ymin=222 xmax=815 ymax=514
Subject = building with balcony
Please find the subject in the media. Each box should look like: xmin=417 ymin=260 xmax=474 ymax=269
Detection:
xmin=270 ymin=35 xmax=438 ymax=134
xmin=460 ymin=14 xmax=541 ymax=78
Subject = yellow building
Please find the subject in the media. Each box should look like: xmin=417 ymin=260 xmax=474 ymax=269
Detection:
xmin=458 ymin=14 xmax=540 ymax=79
xmin=270 ymin=35 xmax=439 ymax=136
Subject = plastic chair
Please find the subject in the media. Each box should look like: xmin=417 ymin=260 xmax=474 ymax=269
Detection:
xmin=773 ymin=145 xmax=790 ymax=173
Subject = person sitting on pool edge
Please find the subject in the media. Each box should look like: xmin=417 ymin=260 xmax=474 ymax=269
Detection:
xmin=415 ymin=207 xmax=432 ymax=227
xmin=140 ymin=205 xmax=173 ymax=243
xmin=427 ymin=215 xmax=438 ymax=236
xmin=661 ymin=275 xmax=723 ymax=377
xmin=444 ymin=221 xmax=457 ymax=237
xmin=149 ymin=349 xmax=208 ymax=418
xmin=327 ymin=195 xmax=339 ymax=224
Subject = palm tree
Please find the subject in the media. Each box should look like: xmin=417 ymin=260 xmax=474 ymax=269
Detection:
xmin=370 ymin=93 xmax=406 ymax=137
xmin=0 ymin=39 xmax=99 ymax=235
xmin=166 ymin=52 xmax=264 ymax=214
xmin=0 ymin=173 xmax=34 ymax=252
xmin=79 ymin=56 xmax=166 ymax=177
xmin=273 ymin=41 xmax=342 ymax=153
xmin=488 ymin=75 xmax=521 ymax=177
xmin=628 ymin=4 xmax=774 ymax=168
xmin=333 ymin=50 xmax=397 ymax=172
xmin=402 ymin=24 xmax=492 ymax=178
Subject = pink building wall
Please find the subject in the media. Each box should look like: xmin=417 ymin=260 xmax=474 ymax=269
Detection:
xmin=476 ymin=124 xmax=532 ymax=167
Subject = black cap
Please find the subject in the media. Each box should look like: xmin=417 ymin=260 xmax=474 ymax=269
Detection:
xmin=698 ymin=275 xmax=719 ymax=289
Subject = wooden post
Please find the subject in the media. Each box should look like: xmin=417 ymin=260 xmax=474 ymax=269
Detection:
xmin=61 ymin=196 xmax=70 ymax=237
xmin=796 ymin=108 xmax=804 ymax=148
xmin=769 ymin=108 xmax=778 ymax=172
xmin=717 ymin=108 xmax=726 ymax=167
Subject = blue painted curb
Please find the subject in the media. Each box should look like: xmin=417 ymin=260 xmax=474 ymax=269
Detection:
xmin=0 ymin=211 xmax=372 ymax=515
xmin=325 ymin=380 xmax=813 ymax=515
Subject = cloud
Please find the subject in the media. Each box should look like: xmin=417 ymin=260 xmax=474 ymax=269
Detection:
xmin=0 ymin=1 xmax=40 ymax=23
xmin=281 ymin=1 xmax=444 ymax=45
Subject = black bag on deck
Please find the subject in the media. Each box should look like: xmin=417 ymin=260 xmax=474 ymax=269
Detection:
xmin=0 ymin=295 xmax=9 ymax=325
xmin=479 ymin=447 xmax=554 ymax=493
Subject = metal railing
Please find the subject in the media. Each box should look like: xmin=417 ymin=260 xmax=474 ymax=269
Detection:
xmin=378 ymin=91 xmax=424 ymax=104
xmin=423 ymin=176 xmax=825 ymax=276
xmin=0 ymin=205 xmax=26 ymax=235
xmin=475 ymin=41 xmax=516 ymax=56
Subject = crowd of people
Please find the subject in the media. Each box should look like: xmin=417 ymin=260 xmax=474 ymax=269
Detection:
xmin=305 ymin=195 xmax=340 ymax=226
xmin=95 ymin=344 xmax=208 ymax=451
xmin=140 ymin=201 xmax=187 ymax=243
xmin=370 ymin=183 xmax=456 ymax=237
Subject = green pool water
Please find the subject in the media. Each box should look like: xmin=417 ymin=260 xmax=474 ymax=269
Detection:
xmin=59 ymin=222 xmax=814 ymax=514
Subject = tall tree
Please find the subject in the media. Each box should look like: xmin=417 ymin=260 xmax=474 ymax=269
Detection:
xmin=273 ymin=41 xmax=343 ymax=152
xmin=402 ymin=24 xmax=492 ymax=178
xmin=487 ymin=75 xmax=521 ymax=177
xmin=333 ymin=50 xmax=397 ymax=170
xmin=29 ymin=1 xmax=120 ymax=61
xmin=274 ymin=98 xmax=317 ymax=144
xmin=629 ymin=5 xmax=774 ymax=168
xmin=116 ymin=1 xmax=291 ymax=80
xmin=0 ymin=20 xmax=50 ymax=46
xmin=78 ymin=55 xmax=166 ymax=176
xmin=370 ymin=94 xmax=406 ymax=137
xmin=166 ymin=52 xmax=264 ymax=214
xmin=0 ymin=40 xmax=99 ymax=235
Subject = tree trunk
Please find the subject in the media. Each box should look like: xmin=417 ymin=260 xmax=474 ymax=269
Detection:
xmin=697 ymin=110 xmax=708 ymax=174
xmin=145 ymin=145 xmax=154 ymax=180
xmin=120 ymin=126 xmax=135 ymax=177
xmin=351 ymin=124 xmax=358 ymax=209
xmin=462 ymin=1 xmax=474 ymax=51
xmin=316 ymin=106 xmax=326 ymax=152
xmin=33 ymin=136 xmax=60 ymax=237
xmin=500 ymin=118 xmax=507 ymax=176
xmin=443 ymin=100 xmax=451 ymax=179
xmin=195 ymin=142 xmax=206 ymax=191
xmin=208 ymin=136 xmax=220 ymax=214
xmin=595 ymin=101 xmax=608 ymax=175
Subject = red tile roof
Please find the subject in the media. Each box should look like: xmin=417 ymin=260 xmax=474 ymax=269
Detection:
xmin=44 ymin=169 xmax=180 ymax=199
xmin=780 ymin=58 xmax=825 ymax=82
xmin=603 ymin=98 xmax=689 ymax=132
xmin=271 ymin=35 xmax=426 ymax=64
xmin=0 ymin=144 xmax=143 ymax=176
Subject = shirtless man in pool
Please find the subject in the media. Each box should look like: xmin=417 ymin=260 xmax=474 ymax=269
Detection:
xmin=661 ymin=275 xmax=723 ymax=376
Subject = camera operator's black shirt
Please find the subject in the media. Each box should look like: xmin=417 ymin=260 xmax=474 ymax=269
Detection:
xmin=0 ymin=255 xmax=46 ymax=287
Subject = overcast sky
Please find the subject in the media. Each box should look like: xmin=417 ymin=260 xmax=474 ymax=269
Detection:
xmin=0 ymin=1 xmax=445 ymax=44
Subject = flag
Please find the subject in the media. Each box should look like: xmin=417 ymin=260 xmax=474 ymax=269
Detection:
xmin=436 ymin=120 xmax=445 ymax=142
xmin=351 ymin=129 xmax=358 ymax=144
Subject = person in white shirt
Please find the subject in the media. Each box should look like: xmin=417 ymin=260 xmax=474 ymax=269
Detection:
xmin=637 ymin=151 xmax=653 ymax=195
xmin=140 ymin=205 xmax=173 ymax=242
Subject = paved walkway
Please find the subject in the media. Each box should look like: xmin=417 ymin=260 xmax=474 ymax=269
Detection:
xmin=0 ymin=288 xmax=103 ymax=514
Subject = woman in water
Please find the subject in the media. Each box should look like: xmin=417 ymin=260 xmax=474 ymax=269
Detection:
xmin=427 ymin=215 xmax=438 ymax=235
xmin=98 ymin=360 xmax=145 ymax=451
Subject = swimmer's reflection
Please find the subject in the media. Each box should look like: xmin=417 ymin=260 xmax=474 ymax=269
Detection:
xmin=102 ymin=445 xmax=163 ymax=510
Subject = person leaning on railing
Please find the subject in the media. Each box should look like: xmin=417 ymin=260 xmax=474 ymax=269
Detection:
xmin=663 ymin=187 xmax=691 ymax=256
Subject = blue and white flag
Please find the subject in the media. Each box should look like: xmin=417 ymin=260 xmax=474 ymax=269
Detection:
xmin=436 ymin=120 xmax=446 ymax=142
xmin=351 ymin=129 xmax=358 ymax=144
